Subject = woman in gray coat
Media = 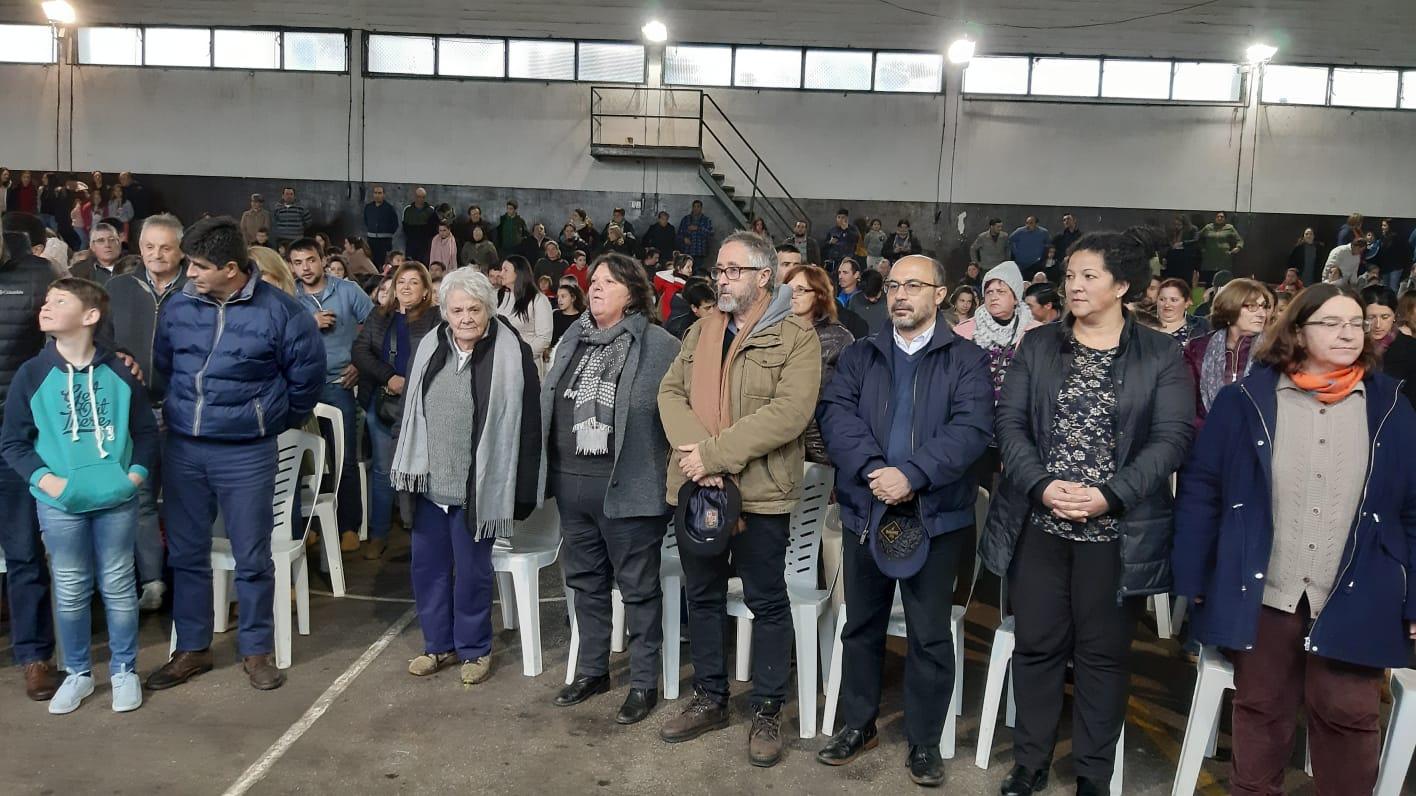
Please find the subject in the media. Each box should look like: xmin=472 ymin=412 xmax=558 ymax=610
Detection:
xmin=542 ymin=252 xmax=679 ymax=725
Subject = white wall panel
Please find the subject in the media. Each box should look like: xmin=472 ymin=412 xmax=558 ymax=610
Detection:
xmin=0 ymin=64 xmax=60 ymax=170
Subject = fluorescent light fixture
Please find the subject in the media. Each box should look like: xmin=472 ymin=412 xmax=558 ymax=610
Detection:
xmin=641 ymin=20 xmax=668 ymax=44
xmin=42 ymin=0 xmax=75 ymax=25
xmin=947 ymin=37 xmax=975 ymax=65
xmin=1245 ymin=43 xmax=1278 ymax=64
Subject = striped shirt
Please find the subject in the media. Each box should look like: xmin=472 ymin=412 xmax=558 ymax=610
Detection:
xmin=272 ymin=202 xmax=312 ymax=242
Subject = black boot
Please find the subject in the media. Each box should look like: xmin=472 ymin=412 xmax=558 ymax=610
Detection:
xmin=816 ymin=724 xmax=878 ymax=766
xmin=615 ymin=688 xmax=658 ymax=724
xmin=1075 ymin=776 xmax=1106 ymax=796
xmin=554 ymin=674 xmax=610 ymax=706
xmin=907 ymin=745 xmax=945 ymax=787
xmin=1000 ymin=764 xmax=1049 ymax=796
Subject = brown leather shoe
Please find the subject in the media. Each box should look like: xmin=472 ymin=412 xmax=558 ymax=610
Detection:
xmin=659 ymin=689 xmax=729 ymax=743
xmin=243 ymin=655 xmax=286 ymax=690
xmin=747 ymin=700 xmax=784 ymax=767
xmin=23 ymin=661 xmax=58 ymax=701
xmin=145 ymin=649 xmax=215 ymax=691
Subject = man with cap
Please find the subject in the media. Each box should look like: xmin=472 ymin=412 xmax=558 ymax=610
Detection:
xmin=814 ymin=254 xmax=994 ymax=787
xmin=239 ymin=194 xmax=271 ymax=246
xmin=657 ymin=229 xmax=821 ymax=768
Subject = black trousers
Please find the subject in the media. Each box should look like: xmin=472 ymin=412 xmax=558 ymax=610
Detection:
xmin=679 ymin=512 xmax=790 ymax=707
xmin=841 ymin=526 xmax=969 ymax=745
xmin=1008 ymin=521 xmax=1141 ymax=782
xmin=553 ymin=471 xmax=667 ymax=690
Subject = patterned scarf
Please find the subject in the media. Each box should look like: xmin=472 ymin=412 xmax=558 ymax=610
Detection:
xmin=1290 ymin=365 xmax=1365 ymax=404
xmin=564 ymin=312 xmax=635 ymax=455
xmin=971 ymin=304 xmax=1034 ymax=401
xmin=1199 ymin=329 xmax=1256 ymax=411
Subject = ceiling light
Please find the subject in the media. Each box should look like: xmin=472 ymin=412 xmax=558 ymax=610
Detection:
xmin=641 ymin=20 xmax=668 ymax=44
xmin=947 ymin=37 xmax=975 ymax=65
xmin=42 ymin=0 xmax=75 ymax=25
xmin=1245 ymin=43 xmax=1278 ymax=64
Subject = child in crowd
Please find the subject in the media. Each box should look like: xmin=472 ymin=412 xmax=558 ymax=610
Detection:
xmin=1 ymin=278 xmax=158 ymax=715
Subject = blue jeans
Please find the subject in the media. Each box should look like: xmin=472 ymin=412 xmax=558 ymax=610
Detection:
xmin=365 ymin=400 xmax=396 ymax=540
xmin=0 ymin=465 xmax=54 ymax=665
xmin=134 ymin=417 xmax=165 ymax=584
xmin=1386 ymin=270 xmax=1404 ymax=293
xmin=318 ymin=384 xmax=362 ymax=535
xmin=37 ymin=498 xmax=140 ymax=675
xmin=411 ymin=498 xmax=494 ymax=660
xmin=163 ymin=434 xmax=277 ymax=657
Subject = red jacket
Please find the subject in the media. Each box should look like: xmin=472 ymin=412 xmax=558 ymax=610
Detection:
xmin=653 ymin=270 xmax=685 ymax=322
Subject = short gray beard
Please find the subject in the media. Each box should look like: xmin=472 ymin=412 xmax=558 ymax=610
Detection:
xmin=717 ymin=293 xmax=739 ymax=314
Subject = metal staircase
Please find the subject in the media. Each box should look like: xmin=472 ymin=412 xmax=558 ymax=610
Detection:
xmin=589 ymin=86 xmax=808 ymax=239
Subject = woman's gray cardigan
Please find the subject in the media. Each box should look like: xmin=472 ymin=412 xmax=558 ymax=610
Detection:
xmin=540 ymin=314 xmax=679 ymax=519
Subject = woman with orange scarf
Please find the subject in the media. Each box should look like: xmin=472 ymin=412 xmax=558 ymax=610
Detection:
xmin=1173 ymin=283 xmax=1416 ymax=794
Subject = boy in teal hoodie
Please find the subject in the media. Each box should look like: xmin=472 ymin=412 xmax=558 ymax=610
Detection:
xmin=1 ymin=278 xmax=158 ymax=715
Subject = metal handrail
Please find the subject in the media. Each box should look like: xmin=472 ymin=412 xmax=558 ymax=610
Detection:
xmin=588 ymin=86 xmax=806 ymax=236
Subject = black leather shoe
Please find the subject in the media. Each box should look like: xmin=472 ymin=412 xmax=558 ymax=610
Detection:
xmin=1000 ymin=764 xmax=1049 ymax=796
xmin=1075 ymin=776 xmax=1106 ymax=796
xmin=816 ymin=724 xmax=879 ymax=766
xmin=555 ymin=674 xmax=610 ymax=706
xmin=907 ymin=745 xmax=945 ymax=787
xmin=615 ymin=688 xmax=658 ymax=724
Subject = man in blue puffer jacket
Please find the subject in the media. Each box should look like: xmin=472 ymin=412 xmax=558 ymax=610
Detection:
xmin=145 ymin=216 xmax=324 ymax=693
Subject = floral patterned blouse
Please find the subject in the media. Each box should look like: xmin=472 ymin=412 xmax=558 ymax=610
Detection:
xmin=1031 ymin=340 xmax=1121 ymax=542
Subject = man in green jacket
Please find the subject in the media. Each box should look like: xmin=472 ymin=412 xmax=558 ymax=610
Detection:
xmin=656 ymin=230 xmax=821 ymax=768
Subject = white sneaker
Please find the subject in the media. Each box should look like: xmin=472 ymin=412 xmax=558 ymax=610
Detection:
xmin=139 ymin=581 xmax=166 ymax=612
xmin=48 ymin=673 xmax=95 ymax=715
xmin=111 ymin=671 xmax=143 ymax=712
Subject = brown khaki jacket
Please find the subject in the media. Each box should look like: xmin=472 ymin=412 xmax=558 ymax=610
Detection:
xmin=658 ymin=305 xmax=822 ymax=514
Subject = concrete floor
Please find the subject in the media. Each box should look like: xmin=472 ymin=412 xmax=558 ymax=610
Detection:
xmin=1 ymin=528 xmax=1411 ymax=795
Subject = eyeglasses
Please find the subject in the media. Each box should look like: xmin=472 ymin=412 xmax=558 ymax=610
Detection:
xmin=1302 ymin=318 xmax=1369 ymax=332
xmin=884 ymin=280 xmax=941 ymax=296
xmin=710 ymin=266 xmax=765 ymax=281
xmin=1241 ymin=301 xmax=1271 ymax=312
xmin=789 ymin=286 xmax=816 ymax=297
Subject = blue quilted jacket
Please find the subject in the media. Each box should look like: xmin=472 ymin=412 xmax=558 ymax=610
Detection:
xmin=154 ymin=263 xmax=325 ymax=440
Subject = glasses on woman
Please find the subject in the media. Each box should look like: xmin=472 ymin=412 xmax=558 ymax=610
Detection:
xmin=789 ymin=286 xmax=816 ymax=297
xmin=1302 ymin=317 xmax=1369 ymax=332
xmin=884 ymin=279 xmax=941 ymax=296
xmin=1241 ymin=301 xmax=1271 ymax=312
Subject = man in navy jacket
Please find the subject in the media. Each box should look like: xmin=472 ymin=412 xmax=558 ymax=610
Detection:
xmin=814 ymin=255 xmax=994 ymax=786
xmin=146 ymin=216 xmax=324 ymax=693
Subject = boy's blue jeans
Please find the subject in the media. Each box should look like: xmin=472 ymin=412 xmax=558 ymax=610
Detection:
xmin=36 ymin=497 xmax=141 ymax=675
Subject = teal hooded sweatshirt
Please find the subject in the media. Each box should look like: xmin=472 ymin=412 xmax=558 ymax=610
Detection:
xmin=1 ymin=341 xmax=158 ymax=514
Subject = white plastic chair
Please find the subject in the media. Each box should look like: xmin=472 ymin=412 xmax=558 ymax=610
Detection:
xmin=302 ymin=402 xmax=347 ymax=596
xmin=171 ymin=430 xmax=320 ymax=669
xmin=1376 ymin=668 xmax=1416 ymax=796
xmin=722 ymin=463 xmax=835 ymax=739
xmin=822 ymin=487 xmax=989 ymax=759
xmin=578 ymin=525 xmax=683 ymax=699
xmin=491 ymin=500 xmax=567 ymax=677
xmin=1171 ymin=645 xmax=1234 ymax=795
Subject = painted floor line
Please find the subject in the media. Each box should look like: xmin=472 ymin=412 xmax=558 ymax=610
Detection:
xmin=309 ymin=590 xmax=568 ymax=605
xmin=221 ymin=607 xmax=416 ymax=796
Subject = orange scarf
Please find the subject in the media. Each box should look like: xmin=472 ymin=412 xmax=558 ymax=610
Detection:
xmin=689 ymin=293 xmax=771 ymax=435
xmin=1290 ymin=365 xmax=1365 ymax=404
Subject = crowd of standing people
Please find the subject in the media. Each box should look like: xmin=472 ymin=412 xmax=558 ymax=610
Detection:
xmin=1 ymin=173 xmax=1414 ymax=794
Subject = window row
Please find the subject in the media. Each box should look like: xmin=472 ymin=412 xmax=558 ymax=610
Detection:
xmin=0 ymin=24 xmax=347 ymax=71
xmin=365 ymin=35 xmax=644 ymax=82
xmin=1260 ymin=65 xmax=1416 ymax=109
xmin=663 ymin=46 xmax=944 ymax=93
xmin=962 ymin=57 xmax=1245 ymax=102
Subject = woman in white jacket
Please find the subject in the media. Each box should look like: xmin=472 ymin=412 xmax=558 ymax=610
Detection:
xmin=492 ymin=255 xmax=554 ymax=377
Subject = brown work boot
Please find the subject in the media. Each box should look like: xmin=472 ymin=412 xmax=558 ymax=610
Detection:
xmin=659 ymin=688 xmax=729 ymax=743
xmin=748 ymin=700 xmax=784 ymax=767
xmin=145 ymin=649 xmax=215 ymax=691
xmin=23 ymin=660 xmax=59 ymax=701
xmin=243 ymin=655 xmax=286 ymax=690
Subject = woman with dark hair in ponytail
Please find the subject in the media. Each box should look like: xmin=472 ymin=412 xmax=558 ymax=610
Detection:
xmin=980 ymin=228 xmax=1195 ymax=796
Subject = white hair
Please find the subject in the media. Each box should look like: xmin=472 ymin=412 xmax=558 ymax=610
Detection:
xmin=438 ymin=266 xmax=497 ymax=318
xmin=140 ymin=213 xmax=183 ymax=240
xmin=722 ymin=230 xmax=778 ymax=291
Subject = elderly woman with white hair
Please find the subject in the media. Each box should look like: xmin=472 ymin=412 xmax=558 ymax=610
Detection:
xmin=391 ymin=267 xmax=543 ymax=686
